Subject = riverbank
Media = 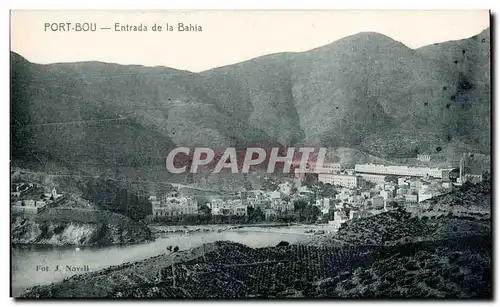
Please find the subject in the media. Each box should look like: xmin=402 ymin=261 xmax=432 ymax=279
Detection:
xmin=149 ymin=223 xmax=335 ymax=236
xmin=18 ymin=235 xmax=493 ymax=299
xmin=19 ymin=242 xmax=223 ymax=298
xmin=12 ymin=227 xmax=311 ymax=297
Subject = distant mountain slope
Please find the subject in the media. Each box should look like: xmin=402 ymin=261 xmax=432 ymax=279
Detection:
xmin=10 ymin=27 xmax=490 ymax=170
xmin=200 ymin=53 xmax=303 ymax=146
xmin=416 ymin=28 xmax=491 ymax=153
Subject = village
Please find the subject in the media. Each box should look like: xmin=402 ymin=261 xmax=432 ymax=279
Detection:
xmin=10 ymin=152 xmax=484 ymax=234
xmin=145 ymin=152 xmax=483 ymax=230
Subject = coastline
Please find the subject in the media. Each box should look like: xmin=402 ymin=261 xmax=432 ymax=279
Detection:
xmin=148 ymin=223 xmax=336 ymax=236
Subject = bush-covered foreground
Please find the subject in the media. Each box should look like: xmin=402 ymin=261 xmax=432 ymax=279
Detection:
xmin=20 ymin=183 xmax=492 ymax=299
xmin=21 ymin=235 xmax=491 ymax=299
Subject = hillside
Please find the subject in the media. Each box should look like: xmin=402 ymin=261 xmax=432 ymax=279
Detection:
xmin=11 ymin=27 xmax=491 ymax=173
xmin=11 ymin=208 xmax=154 ymax=246
xmin=20 ymin=236 xmax=491 ymax=299
xmin=416 ymin=28 xmax=491 ymax=154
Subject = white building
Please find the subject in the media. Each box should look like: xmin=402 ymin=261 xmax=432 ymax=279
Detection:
xmin=361 ymin=191 xmax=371 ymax=199
xmin=12 ymin=199 xmax=47 ymax=215
xmin=210 ymin=199 xmax=248 ymax=216
xmin=334 ymin=211 xmax=348 ymax=222
xmin=418 ymin=191 xmax=433 ymax=203
xmin=380 ymin=189 xmax=395 ymax=200
xmin=272 ymin=201 xmax=294 ymax=213
xmin=315 ymin=198 xmax=332 ymax=215
xmin=233 ymin=204 xmax=248 ymax=216
xmin=152 ymin=196 xmax=198 ymax=217
xmin=312 ymin=162 xmax=343 ymax=174
xmin=11 ymin=191 xmax=21 ymax=198
xmin=267 ymin=191 xmax=281 ymax=201
xmin=328 ymin=211 xmax=349 ymax=231
xmin=405 ymin=194 xmax=418 ymax=203
xmin=264 ymin=208 xmax=278 ymax=220
xmin=442 ymin=182 xmax=453 ymax=190
xmin=335 ymin=190 xmax=351 ymax=202
xmin=318 ymin=173 xmax=358 ymax=188
xmin=355 ymin=164 xmax=444 ymax=179
xmin=369 ymin=196 xmax=385 ymax=209
xmin=398 ymin=177 xmax=410 ymax=187
xmin=347 ymin=195 xmax=362 ymax=204
xmin=358 ymin=173 xmax=387 ymax=184
xmin=298 ymin=186 xmax=311 ymax=194
xmin=418 ymin=185 xmax=447 ymax=203
xmin=462 ymin=174 xmax=483 ymax=184
xmin=349 ymin=210 xmax=360 ymax=220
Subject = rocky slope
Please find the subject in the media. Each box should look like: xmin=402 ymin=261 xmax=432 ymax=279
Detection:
xmin=11 ymin=208 xmax=154 ymax=246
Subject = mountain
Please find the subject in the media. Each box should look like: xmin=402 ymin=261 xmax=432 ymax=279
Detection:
xmin=416 ymin=28 xmax=491 ymax=154
xmin=10 ymin=28 xmax=491 ymax=173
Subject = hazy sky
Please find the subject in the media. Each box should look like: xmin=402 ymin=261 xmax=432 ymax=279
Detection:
xmin=11 ymin=10 xmax=490 ymax=72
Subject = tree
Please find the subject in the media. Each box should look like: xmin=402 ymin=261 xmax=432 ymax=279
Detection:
xmin=198 ymin=203 xmax=212 ymax=215
xmin=173 ymin=246 xmax=179 ymax=252
xmin=293 ymin=199 xmax=308 ymax=212
xmin=363 ymin=181 xmax=376 ymax=190
xmin=276 ymin=241 xmax=290 ymax=247
xmin=293 ymin=200 xmax=321 ymax=223
xmin=483 ymin=171 xmax=491 ymax=183
xmin=248 ymin=206 xmax=265 ymax=223
xmin=319 ymin=183 xmax=336 ymax=198
xmin=304 ymin=205 xmax=321 ymax=223
xmin=321 ymin=209 xmax=336 ymax=222
xmin=385 ymin=175 xmax=399 ymax=184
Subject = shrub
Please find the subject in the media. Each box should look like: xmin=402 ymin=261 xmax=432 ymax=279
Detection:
xmin=276 ymin=241 xmax=290 ymax=247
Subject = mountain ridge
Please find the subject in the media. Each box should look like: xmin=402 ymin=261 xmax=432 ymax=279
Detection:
xmin=10 ymin=27 xmax=491 ymax=172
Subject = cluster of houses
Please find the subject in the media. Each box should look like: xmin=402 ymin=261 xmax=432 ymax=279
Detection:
xmin=313 ymin=176 xmax=453 ymax=230
xmin=148 ymin=182 xmax=297 ymax=220
xmin=145 ymin=152 xmax=486 ymax=227
xmin=11 ymin=182 xmax=63 ymax=215
xmin=291 ymin=154 xmax=484 ymax=230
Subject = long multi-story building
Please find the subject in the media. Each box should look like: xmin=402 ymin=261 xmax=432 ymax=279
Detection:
xmin=358 ymin=173 xmax=387 ymax=184
xmin=355 ymin=164 xmax=449 ymax=179
xmin=318 ymin=173 xmax=359 ymax=188
xmin=210 ymin=199 xmax=248 ymax=216
xmin=312 ymin=163 xmax=344 ymax=174
xmin=294 ymin=163 xmax=348 ymax=181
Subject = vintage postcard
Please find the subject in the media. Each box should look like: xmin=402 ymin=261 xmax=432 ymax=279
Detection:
xmin=10 ymin=10 xmax=491 ymax=299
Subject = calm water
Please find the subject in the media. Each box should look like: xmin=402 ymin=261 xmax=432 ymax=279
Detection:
xmin=11 ymin=228 xmax=310 ymax=297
